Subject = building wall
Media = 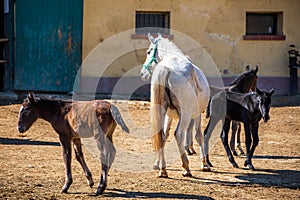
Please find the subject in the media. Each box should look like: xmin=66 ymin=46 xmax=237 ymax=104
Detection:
xmin=81 ymin=0 xmax=300 ymax=95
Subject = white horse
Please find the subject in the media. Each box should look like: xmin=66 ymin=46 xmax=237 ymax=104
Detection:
xmin=140 ymin=33 xmax=211 ymax=177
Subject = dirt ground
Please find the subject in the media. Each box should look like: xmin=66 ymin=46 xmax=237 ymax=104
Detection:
xmin=0 ymin=100 xmax=299 ymax=200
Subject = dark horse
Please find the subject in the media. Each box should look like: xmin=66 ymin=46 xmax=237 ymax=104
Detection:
xmin=204 ymin=66 xmax=258 ymax=164
xmin=17 ymin=93 xmax=129 ymax=195
xmin=227 ymin=66 xmax=258 ymax=156
xmin=205 ymin=88 xmax=274 ymax=170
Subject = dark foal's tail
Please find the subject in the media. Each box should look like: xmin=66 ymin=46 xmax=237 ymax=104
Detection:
xmin=110 ymin=105 xmax=130 ymax=133
xmin=206 ymin=98 xmax=211 ymax=118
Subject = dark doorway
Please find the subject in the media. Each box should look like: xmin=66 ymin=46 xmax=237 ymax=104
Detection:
xmin=0 ymin=0 xmax=9 ymax=91
xmin=0 ymin=1 xmax=5 ymax=91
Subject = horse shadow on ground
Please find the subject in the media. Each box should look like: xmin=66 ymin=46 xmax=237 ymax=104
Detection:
xmin=101 ymin=188 xmax=214 ymax=199
xmin=177 ymin=168 xmax=300 ymax=190
xmin=235 ymin=168 xmax=300 ymax=189
xmin=0 ymin=137 xmax=60 ymax=146
xmin=253 ymin=155 xmax=300 ymax=159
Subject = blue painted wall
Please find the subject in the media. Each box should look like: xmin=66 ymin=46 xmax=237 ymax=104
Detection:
xmin=14 ymin=0 xmax=83 ymax=92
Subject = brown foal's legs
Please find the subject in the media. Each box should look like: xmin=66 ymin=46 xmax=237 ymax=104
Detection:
xmin=95 ymin=132 xmax=116 ymax=195
xmin=59 ymin=135 xmax=73 ymax=193
xmin=96 ymin=164 xmax=110 ymax=195
xmin=73 ymin=138 xmax=94 ymax=187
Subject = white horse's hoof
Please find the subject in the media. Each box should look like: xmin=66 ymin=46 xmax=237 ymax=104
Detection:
xmin=158 ymin=170 xmax=168 ymax=178
xmin=201 ymin=165 xmax=211 ymax=172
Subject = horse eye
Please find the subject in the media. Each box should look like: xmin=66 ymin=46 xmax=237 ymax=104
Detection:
xmin=257 ymin=97 xmax=261 ymax=103
xmin=147 ymin=48 xmax=153 ymax=55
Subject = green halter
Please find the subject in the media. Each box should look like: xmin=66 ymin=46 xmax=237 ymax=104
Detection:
xmin=142 ymin=41 xmax=159 ymax=75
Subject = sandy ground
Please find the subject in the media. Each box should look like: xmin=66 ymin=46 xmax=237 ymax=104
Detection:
xmin=0 ymin=101 xmax=299 ymax=199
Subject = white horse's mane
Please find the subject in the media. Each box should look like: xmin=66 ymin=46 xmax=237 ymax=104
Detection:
xmin=157 ymin=37 xmax=185 ymax=58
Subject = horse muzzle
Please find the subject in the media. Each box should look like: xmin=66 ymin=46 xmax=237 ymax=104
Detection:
xmin=262 ymin=115 xmax=270 ymax=122
xmin=17 ymin=125 xmax=27 ymax=133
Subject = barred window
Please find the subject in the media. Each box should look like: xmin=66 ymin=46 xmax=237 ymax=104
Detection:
xmin=135 ymin=11 xmax=170 ymax=34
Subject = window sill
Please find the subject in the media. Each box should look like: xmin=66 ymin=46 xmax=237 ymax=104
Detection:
xmin=131 ymin=34 xmax=174 ymax=40
xmin=243 ymin=35 xmax=286 ymax=41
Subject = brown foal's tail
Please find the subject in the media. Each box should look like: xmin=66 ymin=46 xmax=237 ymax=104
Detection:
xmin=110 ymin=104 xmax=130 ymax=133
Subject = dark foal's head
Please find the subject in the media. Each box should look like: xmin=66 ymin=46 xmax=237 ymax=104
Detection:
xmin=229 ymin=65 xmax=258 ymax=93
xmin=17 ymin=93 xmax=38 ymax=133
xmin=256 ymin=88 xmax=275 ymax=122
xmin=247 ymin=65 xmax=259 ymax=92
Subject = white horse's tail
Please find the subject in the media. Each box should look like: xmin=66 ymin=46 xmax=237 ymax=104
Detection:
xmin=110 ymin=104 xmax=130 ymax=133
xmin=151 ymin=67 xmax=170 ymax=151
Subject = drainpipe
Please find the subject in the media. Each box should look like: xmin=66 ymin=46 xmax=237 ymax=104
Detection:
xmin=288 ymin=45 xmax=299 ymax=95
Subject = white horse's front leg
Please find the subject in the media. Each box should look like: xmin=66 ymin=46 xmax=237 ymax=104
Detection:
xmin=154 ymin=115 xmax=172 ymax=171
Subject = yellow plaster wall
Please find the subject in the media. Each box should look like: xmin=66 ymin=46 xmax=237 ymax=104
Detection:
xmin=82 ymin=0 xmax=300 ymax=77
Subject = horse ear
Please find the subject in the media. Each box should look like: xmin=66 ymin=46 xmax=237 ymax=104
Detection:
xmin=255 ymin=65 xmax=259 ymax=73
xmin=245 ymin=65 xmax=250 ymax=71
xmin=28 ymin=92 xmax=35 ymax=103
xmin=157 ymin=33 xmax=162 ymax=39
xmin=269 ymin=88 xmax=275 ymax=95
xmin=256 ymin=87 xmax=262 ymax=95
xmin=148 ymin=33 xmax=156 ymax=44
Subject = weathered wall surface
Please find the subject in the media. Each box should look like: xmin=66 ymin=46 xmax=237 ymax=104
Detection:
xmin=82 ymin=0 xmax=300 ymax=95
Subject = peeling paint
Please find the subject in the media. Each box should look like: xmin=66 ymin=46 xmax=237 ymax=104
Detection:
xmin=179 ymin=1 xmax=225 ymax=18
xmin=179 ymin=5 xmax=210 ymax=18
xmin=205 ymin=32 xmax=232 ymax=43
xmin=57 ymin=28 xmax=62 ymax=39
xmin=66 ymin=32 xmax=72 ymax=55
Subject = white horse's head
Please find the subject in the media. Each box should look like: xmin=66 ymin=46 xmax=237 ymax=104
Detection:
xmin=140 ymin=33 xmax=164 ymax=81
xmin=140 ymin=33 xmax=186 ymax=81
